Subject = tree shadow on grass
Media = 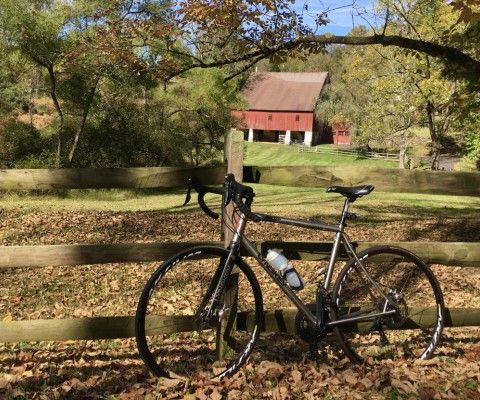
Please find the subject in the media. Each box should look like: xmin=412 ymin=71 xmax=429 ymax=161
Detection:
xmin=312 ymin=203 xmax=480 ymax=241
xmin=400 ymin=217 xmax=480 ymax=242
xmin=347 ymin=203 xmax=479 ymax=222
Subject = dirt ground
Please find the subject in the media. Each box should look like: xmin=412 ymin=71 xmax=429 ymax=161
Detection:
xmin=1 ymin=210 xmax=480 ymax=399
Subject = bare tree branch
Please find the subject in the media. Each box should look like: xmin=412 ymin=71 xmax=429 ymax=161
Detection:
xmin=171 ymin=34 xmax=480 ymax=81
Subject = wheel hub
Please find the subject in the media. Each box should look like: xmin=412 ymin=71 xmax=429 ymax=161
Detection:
xmin=384 ymin=290 xmax=408 ymax=329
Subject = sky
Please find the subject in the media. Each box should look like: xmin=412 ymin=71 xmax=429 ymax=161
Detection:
xmin=293 ymin=0 xmax=378 ymax=35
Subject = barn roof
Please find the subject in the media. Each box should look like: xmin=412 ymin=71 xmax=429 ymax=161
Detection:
xmin=241 ymin=72 xmax=329 ymax=112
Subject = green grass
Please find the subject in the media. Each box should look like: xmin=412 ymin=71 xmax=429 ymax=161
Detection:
xmin=0 ymin=139 xmax=474 ymax=220
xmin=244 ymin=142 xmax=398 ymax=168
xmin=1 ymin=184 xmax=478 ymax=221
xmin=247 ymin=184 xmax=480 ymax=221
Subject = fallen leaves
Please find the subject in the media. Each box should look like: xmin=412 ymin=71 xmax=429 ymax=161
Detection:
xmin=257 ymin=360 xmax=285 ymax=380
xmin=0 ymin=334 xmax=479 ymax=399
xmin=1 ymin=211 xmax=480 ymax=398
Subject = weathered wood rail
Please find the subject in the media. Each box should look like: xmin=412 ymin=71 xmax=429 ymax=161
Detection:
xmin=244 ymin=165 xmax=480 ymax=196
xmin=0 ymin=307 xmax=477 ymax=343
xmin=0 ymin=165 xmax=226 ymax=189
xmin=0 ymin=134 xmax=479 ymax=343
xmin=0 ymin=240 xmax=479 ymax=270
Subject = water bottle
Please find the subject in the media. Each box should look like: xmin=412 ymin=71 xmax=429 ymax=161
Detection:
xmin=266 ymin=249 xmax=304 ymax=290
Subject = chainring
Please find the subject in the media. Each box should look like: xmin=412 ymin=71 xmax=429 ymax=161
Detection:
xmin=295 ymin=303 xmax=328 ymax=344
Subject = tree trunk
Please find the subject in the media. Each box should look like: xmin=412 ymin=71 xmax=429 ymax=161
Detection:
xmin=28 ymin=66 xmax=40 ymax=132
xmin=46 ymin=64 xmax=65 ymax=168
xmin=66 ymin=78 xmax=100 ymax=167
xmin=426 ymin=101 xmax=440 ymax=170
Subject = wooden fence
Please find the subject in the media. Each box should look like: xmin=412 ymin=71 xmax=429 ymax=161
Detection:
xmin=1 ymin=132 xmax=480 ymax=343
xmin=0 ymin=165 xmax=226 ymax=190
xmin=297 ymin=144 xmax=400 ymax=161
xmin=1 ymin=239 xmax=480 ymax=342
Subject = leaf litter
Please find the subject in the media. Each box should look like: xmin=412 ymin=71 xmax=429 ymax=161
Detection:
xmin=0 ymin=209 xmax=479 ymax=399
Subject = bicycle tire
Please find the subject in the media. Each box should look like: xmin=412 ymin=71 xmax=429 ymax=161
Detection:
xmin=135 ymin=246 xmax=263 ymax=380
xmin=331 ymin=246 xmax=444 ymax=364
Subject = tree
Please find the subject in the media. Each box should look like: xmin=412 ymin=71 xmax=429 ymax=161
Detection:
xmin=160 ymin=0 xmax=480 ymax=85
xmin=308 ymin=1 xmax=477 ymax=170
xmin=0 ymin=0 xmax=174 ymax=167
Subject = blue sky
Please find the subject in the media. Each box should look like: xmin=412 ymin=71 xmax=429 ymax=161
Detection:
xmin=293 ymin=0 xmax=378 ymax=35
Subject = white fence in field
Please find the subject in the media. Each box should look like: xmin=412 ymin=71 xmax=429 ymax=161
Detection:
xmin=297 ymin=144 xmax=400 ymax=161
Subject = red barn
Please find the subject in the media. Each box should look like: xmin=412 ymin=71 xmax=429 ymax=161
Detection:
xmin=232 ymin=72 xmax=349 ymax=146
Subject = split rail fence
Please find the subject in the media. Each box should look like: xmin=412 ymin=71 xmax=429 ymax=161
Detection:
xmin=1 ymin=132 xmax=480 ymax=343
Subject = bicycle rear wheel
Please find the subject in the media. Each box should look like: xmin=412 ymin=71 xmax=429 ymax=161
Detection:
xmin=331 ymin=246 xmax=444 ymax=364
xmin=135 ymin=246 xmax=263 ymax=380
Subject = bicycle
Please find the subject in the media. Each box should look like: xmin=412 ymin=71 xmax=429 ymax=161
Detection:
xmin=135 ymin=173 xmax=445 ymax=380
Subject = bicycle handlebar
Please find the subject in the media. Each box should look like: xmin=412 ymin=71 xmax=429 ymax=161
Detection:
xmin=183 ymin=177 xmax=223 ymax=219
xmin=184 ymin=174 xmax=264 ymax=222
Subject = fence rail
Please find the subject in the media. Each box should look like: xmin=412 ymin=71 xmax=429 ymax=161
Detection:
xmin=298 ymin=144 xmax=400 ymax=161
xmin=0 ymin=241 xmax=479 ymax=270
xmin=0 ymin=307 xmax=478 ymax=343
xmin=244 ymin=165 xmax=480 ymax=196
xmin=0 ymin=165 xmax=226 ymax=190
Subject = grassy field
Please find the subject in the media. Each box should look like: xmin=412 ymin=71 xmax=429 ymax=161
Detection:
xmin=1 ymin=184 xmax=479 ymax=221
xmin=244 ymin=142 xmax=398 ymax=168
xmin=0 ymin=141 xmax=475 ymax=220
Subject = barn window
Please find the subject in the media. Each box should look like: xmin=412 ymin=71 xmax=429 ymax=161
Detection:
xmin=268 ymin=114 xmax=272 ymax=120
xmin=295 ymin=115 xmax=300 ymax=121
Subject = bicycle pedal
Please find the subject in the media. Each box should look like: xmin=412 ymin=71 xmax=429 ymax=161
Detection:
xmin=306 ymin=344 xmax=319 ymax=361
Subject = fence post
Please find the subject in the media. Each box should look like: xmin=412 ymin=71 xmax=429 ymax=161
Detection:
xmin=216 ymin=129 xmax=244 ymax=360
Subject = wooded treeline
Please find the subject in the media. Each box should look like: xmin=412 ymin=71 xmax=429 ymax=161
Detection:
xmin=0 ymin=0 xmax=479 ymax=170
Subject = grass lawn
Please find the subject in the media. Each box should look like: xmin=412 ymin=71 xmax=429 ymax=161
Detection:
xmin=244 ymin=142 xmax=398 ymax=168
xmin=1 ymin=184 xmax=478 ymax=222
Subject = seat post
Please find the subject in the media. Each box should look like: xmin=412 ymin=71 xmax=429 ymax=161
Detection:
xmin=338 ymin=198 xmax=351 ymax=228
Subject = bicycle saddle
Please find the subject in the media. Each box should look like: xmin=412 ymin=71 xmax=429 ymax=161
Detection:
xmin=326 ymin=185 xmax=374 ymax=200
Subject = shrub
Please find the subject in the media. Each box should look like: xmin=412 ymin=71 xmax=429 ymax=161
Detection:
xmin=0 ymin=119 xmax=44 ymax=167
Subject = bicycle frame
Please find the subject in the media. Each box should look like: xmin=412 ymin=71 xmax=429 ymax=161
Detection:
xmin=206 ymin=197 xmax=398 ymax=332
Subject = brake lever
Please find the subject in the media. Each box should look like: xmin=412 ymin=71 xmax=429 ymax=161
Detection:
xmin=222 ymin=180 xmax=232 ymax=208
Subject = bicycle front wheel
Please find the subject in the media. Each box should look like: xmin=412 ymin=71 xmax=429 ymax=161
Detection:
xmin=135 ymin=246 xmax=263 ymax=380
xmin=331 ymin=246 xmax=444 ymax=364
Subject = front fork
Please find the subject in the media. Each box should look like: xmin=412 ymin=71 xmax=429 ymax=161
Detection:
xmin=195 ymin=214 xmax=246 ymax=326
xmin=193 ymin=248 xmax=237 ymax=326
